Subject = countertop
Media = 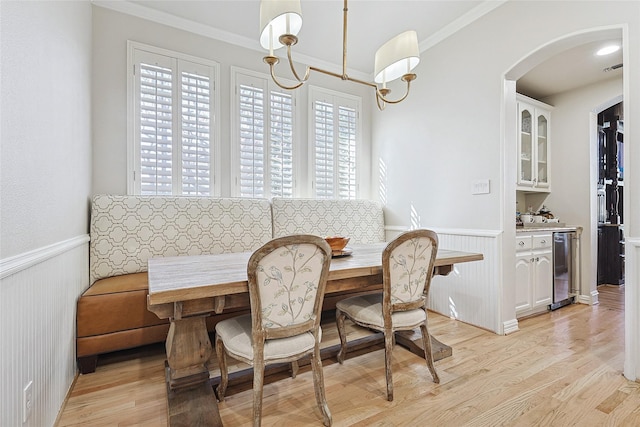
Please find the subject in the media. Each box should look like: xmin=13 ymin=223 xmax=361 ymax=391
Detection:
xmin=516 ymin=225 xmax=582 ymax=233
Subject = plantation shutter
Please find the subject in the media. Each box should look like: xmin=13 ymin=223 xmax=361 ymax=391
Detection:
xmin=314 ymin=100 xmax=335 ymax=198
xmin=180 ymin=69 xmax=212 ymax=196
xmin=311 ymin=88 xmax=359 ymax=199
xmin=235 ymin=71 xmax=295 ymax=198
xmin=337 ymin=105 xmax=357 ymax=199
xmin=239 ymin=82 xmax=266 ymax=198
xmin=269 ymin=91 xmax=294 ymax=197
xmin=139 ymin=62 xmax=174 ymax=195
xmin=132 ymin=46 xmax=217 ymax=196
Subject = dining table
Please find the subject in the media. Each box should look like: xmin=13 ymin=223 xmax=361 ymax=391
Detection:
xmin=147 ymin=242 xmax=483 ymax=426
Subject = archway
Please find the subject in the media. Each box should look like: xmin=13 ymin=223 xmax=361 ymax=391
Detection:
xmin=502 ymin=25 xmax=636 ymax=379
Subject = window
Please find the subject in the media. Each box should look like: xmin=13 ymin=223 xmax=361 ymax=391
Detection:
xmin=310 ymin=86 xmax=360 ymax=199
xmin=232 ymin=68 xmax=296 ymax=198
xmin=128 ymin=42 xmax=219 ymax=195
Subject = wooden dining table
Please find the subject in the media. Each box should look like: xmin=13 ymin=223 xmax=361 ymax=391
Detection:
xmin=147 ymin=242 xmax=483 ymax=426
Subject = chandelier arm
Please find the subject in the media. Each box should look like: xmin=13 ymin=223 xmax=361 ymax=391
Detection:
xmin=267 ymin=61 xmax=306 ymax=90
xmin=375 ymin=79 xmax=413 ymax=105
xmin=309 ymin=66 xmax=349 ymax=81
xmin=343 ymin=75 xmax=378 ymax=89
xmin=286 ymin=45 xmax=312 ymax=83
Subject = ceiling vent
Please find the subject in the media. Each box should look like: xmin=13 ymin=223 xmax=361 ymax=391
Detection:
xmin=603 ymin=63 xmax=623 ymax=72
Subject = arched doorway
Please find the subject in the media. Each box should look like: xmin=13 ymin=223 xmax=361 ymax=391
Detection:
xmin=502 ymin=26 xmax=637 ymax=380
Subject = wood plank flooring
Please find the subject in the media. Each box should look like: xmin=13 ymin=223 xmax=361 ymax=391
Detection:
xmin=56 ymin=285 xmax=638 ymax=426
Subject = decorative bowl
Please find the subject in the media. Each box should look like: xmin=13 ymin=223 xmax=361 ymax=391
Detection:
xmin=325 ymin=236 xmax=350 ymax=252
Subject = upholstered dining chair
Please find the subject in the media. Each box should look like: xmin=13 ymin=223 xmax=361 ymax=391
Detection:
xmin=215 ymin=235 xmax=333 ymax=426
xmin=335 ymin=229 xmax=440 ymax=401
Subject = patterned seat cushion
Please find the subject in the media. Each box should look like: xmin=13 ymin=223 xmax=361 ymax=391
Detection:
xmin=89 ymin=195 xmax=273 ymax=284
xmin=271 ymin=198 xmax=385 ymax=244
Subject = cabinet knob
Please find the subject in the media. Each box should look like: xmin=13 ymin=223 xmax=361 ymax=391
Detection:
xmin=540 ymin=240 xmax=546 ymax=244
xmin=519 ymin=241 xmax=525 ymax=246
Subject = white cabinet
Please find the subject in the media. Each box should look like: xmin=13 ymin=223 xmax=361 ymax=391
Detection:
xmin=515 ymin=233 xmax=552 ymax=317
xmin=517 ymin=94 xmax=552 ymax=192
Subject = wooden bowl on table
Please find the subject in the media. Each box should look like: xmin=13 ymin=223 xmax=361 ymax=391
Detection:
xmin=325 ymin=236 xmax=350 ymax=253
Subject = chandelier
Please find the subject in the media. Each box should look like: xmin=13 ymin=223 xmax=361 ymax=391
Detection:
xmin=259 ymin=0 xmax=420 ymax=110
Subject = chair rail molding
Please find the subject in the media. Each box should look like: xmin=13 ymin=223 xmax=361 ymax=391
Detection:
xmin=0 ymin=235 xmax=90 ymax=280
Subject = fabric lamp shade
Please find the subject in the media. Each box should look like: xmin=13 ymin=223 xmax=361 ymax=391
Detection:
xmin=260 ymin=0 xmax=303 ymax=51
xmin=374 ymin=30 xmax=420 ymax=84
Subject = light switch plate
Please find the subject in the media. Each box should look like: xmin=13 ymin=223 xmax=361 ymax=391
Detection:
xmin=472 ymin=179 xmax=490 ymax=195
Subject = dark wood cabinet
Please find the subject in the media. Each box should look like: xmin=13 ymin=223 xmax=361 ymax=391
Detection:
xmin=598 ymin=224 xmax=624 ymax=285
xmin=597 ymin=103 xmax=624 ymax=285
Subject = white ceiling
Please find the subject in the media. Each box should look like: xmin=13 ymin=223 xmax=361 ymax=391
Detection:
xmin=120 ymin=0 xmax=492 ymax=75
xmin=109 ymin=0 xmax=623 ymax=99
xmin=517 ymin=38 xmax=623 ymax=100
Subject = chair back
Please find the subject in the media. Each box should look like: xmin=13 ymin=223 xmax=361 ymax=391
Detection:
xmin=382 ymin=229 xmax=438 ymax=314
xmin=247 ymin=235 xmax=332 ymax=341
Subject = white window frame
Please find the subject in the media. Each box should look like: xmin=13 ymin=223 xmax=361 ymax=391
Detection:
xmin=126 ymin=41 xmax=221 ymax=196
xmin=308 ymin=85 xmax=362 ymax=199
xmin=230 ymin=67 xmax=300 ymax=198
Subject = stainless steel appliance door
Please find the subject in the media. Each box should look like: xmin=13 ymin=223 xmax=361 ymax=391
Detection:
xmin=553 ymin=232 xmax=576 ymax=303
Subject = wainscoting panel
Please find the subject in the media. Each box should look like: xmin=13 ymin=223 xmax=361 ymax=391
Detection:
xmin=0 ymin=236 xmax=89 ymax=427
xmin=428 ymin=229 xmax=501 ymax=333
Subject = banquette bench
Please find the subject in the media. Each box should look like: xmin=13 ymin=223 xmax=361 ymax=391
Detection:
xmin=77 ymin=195 xmax=385 ymax=374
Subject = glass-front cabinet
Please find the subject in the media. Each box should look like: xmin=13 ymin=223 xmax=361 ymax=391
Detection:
xmin=517 ymin=94 xmax=552 ymax=192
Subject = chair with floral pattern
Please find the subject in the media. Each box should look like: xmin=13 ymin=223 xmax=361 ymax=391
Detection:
xmin=335 ymin=229 xmax=440 ymax=401
xmin=215 ymin=234 xmax=333 ymax=426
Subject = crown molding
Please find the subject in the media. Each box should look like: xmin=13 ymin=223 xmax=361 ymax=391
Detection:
xmin=91 ymin=0 xmax=372 ymax=81
xmin=92 ymin=0 xmax=260 ymax=51
xmin=93 ymin=0 xmax=507 ymax=82
xmin=420 ymin=0 xmax=508 ymax=51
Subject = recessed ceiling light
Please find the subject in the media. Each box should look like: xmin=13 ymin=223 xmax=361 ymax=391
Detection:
xmin=596 ymin=45 xmax=620 ymax=56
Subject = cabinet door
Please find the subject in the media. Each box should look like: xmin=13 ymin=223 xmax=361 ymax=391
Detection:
xmin=533 ymin=251 xmax=552 ymax=307
xmin=535 ymin=110 xmax=550 ymax=189
xmin=518 ymin=104 xmax=534 ymax=187
xmin=515 ymin=252 xmax=533 ymax=314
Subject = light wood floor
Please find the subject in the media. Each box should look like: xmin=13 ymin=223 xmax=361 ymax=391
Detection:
xmin=57 ymin=285 xmax=638 ymax=426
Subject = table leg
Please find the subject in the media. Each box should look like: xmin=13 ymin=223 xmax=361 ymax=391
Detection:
xmin=165 ymin=315 xmax=222 ymax=426
xmin=166 ymin=315 xmax=212 ymax=388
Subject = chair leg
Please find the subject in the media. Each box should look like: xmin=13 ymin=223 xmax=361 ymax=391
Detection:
xmin=336 ymin=309 xmax=347 ymax=364
xmin=215 ymin=335 xmax=229 ymax=401
xmin=253 ymin=359 xmax=265 ymax=427
xmin=310 ymin=343 xmax=332 ymax=426
xmin=291 ymin=360 xmax=299 ymax=379
xmin=420 ymin=323 xmax=440 ymax=384
xmin=384 ymin=330 xmax=394 ymax=401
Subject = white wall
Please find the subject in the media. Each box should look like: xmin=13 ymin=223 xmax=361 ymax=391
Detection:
xmin=0 ymin=1 xmax=92 ymax=258
xmin=0 ymin=1 xmax=92 ymax=425
xmin=371 ymin=1 xmax=639 ymax=341
xmin=91 ymin=6 xmax=373 ymax=198
xmin=543 ymin=77 xmax=623 ymax=304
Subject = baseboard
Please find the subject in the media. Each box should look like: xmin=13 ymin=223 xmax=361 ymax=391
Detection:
xmin=503 ymin=318 xmax=519 ymax=335
xmin=576 ymin=290 xmax=599 ymax=306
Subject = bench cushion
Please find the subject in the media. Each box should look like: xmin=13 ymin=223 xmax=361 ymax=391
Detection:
xmin=90 ymin=195 xmax=273 ymax=284
xmin=271 ymin=197 xmax=385 ymax=244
